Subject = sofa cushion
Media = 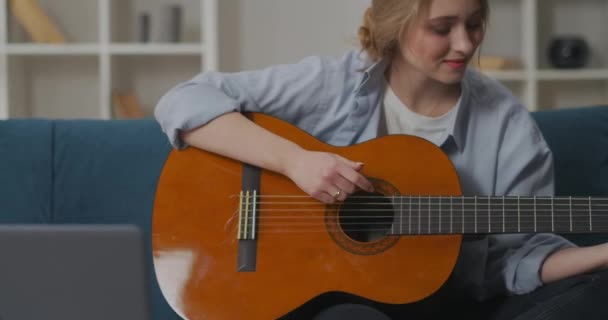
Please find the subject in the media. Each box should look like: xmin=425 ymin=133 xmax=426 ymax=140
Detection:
xmin=532 ymin=105 xmax=608 ymax=245
xmin=52 ymin=119 xmax=171 ymax=225
xmin=0 ymin=119 xmax=53 ymax=223
xmin=51 ymin=119 xmax=179 ymax=320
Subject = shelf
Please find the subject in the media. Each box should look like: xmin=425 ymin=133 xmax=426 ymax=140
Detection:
xmin=481 ymin=70 xmax=527 ymax=81
xmin=537 ymin=0 xmax=608 ymax=69
xmin=537 ymin=69 xmax=608 ymax=81
xmin=0 ymin=0 xmax=218 ymax=120
xmin=4 ymin=43 xmax=206 ymax=56
xmin=8 ymin=56 xmax=101 ymax=118
xmin=110 ymin=0 xmax=202 ymax=43
xmin=111 ymin=55 xmax=202 ymax=117
xmin=538 ymin=79 xmax=608 ymax=109
xmin=5 ymin=44 xmax=100 ymax=55
xmin=109 ymin=43 xmax=204 ymax=55
xmin=7 ymin=0 xmax=99 ymax=43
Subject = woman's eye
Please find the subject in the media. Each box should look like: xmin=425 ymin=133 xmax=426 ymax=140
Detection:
xmin=431 ymin=27 xmax=451 ymax=36
xmin=467 ymin=23 xmax=482 ymax=30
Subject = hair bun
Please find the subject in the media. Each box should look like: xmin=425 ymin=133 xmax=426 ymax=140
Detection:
xmin=358 ymin=8 xmax=380 ymax=60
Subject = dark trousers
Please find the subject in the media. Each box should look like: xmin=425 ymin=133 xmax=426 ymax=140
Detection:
xmin=306 ymin=269 xmax=608 ymax=320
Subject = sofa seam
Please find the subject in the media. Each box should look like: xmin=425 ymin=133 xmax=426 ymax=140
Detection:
xmin=50 ymin=121 xmax=55 ymax=223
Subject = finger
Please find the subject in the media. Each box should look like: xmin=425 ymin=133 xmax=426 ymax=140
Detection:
xmin=335 ymin=155 xmax=364 ymax=170
xmin=333 ymin=175 xmax=357 ymax=195
xmin=316 ymin=192 xmax=336 ymax=204
xmin=337 ymin=166 xmax=374 ymax=192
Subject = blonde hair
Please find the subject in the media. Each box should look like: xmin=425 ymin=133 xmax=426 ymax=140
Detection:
xmin=358 ymin=0 xmax=490 ymax=61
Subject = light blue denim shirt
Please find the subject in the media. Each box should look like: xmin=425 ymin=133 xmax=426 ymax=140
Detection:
xmin=155 ymin=49 xmax=575 ymax=301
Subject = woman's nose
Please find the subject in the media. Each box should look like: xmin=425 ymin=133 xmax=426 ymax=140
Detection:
xmin=452 ymin=27 xmax=476 ymax=55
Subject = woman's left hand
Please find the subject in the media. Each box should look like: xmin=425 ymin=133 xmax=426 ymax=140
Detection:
xmin=541 ymin=242 xmax=608 ymax=284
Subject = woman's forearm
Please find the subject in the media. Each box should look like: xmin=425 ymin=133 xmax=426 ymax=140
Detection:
xmin=180 ymin=112 xmax=303 ymax=176
xmin=541 ymin=242 xmax=608 ymax=284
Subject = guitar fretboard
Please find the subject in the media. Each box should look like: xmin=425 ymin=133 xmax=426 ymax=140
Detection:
xmin=387 ymin=196 xmax=608 ymax=235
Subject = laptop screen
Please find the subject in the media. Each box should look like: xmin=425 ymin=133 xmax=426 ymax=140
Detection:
xmin=0 ymin=225 xmax=150 ymax=320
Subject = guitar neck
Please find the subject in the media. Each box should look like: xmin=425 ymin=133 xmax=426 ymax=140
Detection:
xmin=388 ymin=196 xmax=608 ymax=235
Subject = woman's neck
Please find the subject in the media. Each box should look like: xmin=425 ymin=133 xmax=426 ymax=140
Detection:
xmin=386 ymin=59 xmax=462 ymax=118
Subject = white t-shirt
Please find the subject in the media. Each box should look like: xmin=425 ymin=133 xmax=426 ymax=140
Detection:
xmin=382 ymin=83 xmax=461 ymax=146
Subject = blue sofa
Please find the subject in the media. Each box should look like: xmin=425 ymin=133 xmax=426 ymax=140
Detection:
xmin=0 ymin=105 xmax=607 ymax=319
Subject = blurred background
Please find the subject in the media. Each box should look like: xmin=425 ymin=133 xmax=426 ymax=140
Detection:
xmin=1 ymin=0 xmax=607 ymax=120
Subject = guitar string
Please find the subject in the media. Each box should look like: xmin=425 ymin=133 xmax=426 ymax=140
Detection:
xmin=239 ymin=195 xmax=608 ymax=201
xmin=231 ymin=196 xmax=608 ymax=232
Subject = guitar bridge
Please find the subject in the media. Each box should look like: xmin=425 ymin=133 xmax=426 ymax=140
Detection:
xmin=237 ymin=162 xmax=261 ymax=272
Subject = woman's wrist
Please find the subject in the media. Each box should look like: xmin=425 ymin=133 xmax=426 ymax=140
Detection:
xmin=277 ymin=144 xmax=306 ymax=178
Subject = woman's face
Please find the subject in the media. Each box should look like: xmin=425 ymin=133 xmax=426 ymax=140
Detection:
xmin=398 ymin=0 xmax=485 ymax=84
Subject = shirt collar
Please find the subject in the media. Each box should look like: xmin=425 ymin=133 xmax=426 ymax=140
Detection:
xmin=359 ymin=56 xmax=470 ymax=152
xmin=354 ymin=57 xmax=390 ymax=96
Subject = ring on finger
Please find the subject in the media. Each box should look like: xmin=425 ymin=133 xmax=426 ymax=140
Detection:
xmin=333 ymin=190 xmax=342 ymax=199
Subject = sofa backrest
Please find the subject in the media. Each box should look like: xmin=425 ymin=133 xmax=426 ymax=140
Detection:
xmin=0 ymin=119 xmax=54 ymax=223
xmin=532 ymin=105 xmax=608 ymax=245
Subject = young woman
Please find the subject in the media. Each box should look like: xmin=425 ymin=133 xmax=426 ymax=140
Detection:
xmin=155 ymin=0 xmax=608 ymax=318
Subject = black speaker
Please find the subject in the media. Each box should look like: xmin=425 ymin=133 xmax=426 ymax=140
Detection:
xmin=548 ymin=36 xmax=590 ymax=69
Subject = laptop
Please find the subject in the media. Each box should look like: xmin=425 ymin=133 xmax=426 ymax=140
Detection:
xmin=0 ymin=225 xmax=150 ymax=320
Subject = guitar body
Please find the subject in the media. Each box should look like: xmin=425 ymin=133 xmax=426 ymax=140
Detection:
xmin=152 ymin=114 xmax=463 ymax=319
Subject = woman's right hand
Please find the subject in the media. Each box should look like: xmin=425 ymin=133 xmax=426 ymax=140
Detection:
xmin=283 ymin=149 xmax=375 ymax=204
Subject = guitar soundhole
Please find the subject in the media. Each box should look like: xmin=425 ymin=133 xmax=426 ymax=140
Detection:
xmin=339 ymin=191 xmax=394 ymax=243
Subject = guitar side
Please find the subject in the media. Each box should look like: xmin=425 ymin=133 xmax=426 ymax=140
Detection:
xmin=152 ymin=113 xmax=463 ymax=319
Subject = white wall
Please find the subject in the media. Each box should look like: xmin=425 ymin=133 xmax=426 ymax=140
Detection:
xmin=218 ymin=0 xmax=370 ymax=71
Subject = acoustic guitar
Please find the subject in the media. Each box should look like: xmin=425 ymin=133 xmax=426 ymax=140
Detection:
xmin=152 ymin=113 xmax=607 ymax=319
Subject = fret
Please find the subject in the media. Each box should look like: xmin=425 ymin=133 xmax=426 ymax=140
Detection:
xmin=461 ymin=196 xmax=465 ymax=234
xmin=517 ymin=196 xmax=521 ymax=233
xmin=437 ymin=196 xmax=452 ymax=235
xmin=450 ymin=196 xmax=454 ymax=233
xmin=572 ymin=197 xmax=592 ymax=233
xmin=428 ymin=196 xmax=431 ymax=234
xmin=459 ymin=198 xmax=474 ymax=234
xmin=434 ymin=196 xmax=446 ymax=234
xmin=488 ymin=196 xmax=491 ymax=233
xmin=551 ymin=197 xmax=554 ymax=232
xmin=409 ymin=195 xmax=422 ymax=235
xmin=591 ymin=199 xmax=608 ymax=233
xmin=474 ymin=196 xmax=477 ymax=234
xmin=390 ymin=195 xmax=396 ymax=235
xmin=474 ymin=196 xmax=490 ymax=235
xmin=408 ymin=195 xmax=412 ymax=235
xmin=518 ymin=197 xmax=536 ymax=233
xmin=396 ymin=195 xmax=411 ymax=236
xmin=439 ymin=196 xmax=442 ymax=234
xmin=503 ymin=197 xmax=519 ymax=233
xmin=433 ymin=196 xmax=440 ymax=234
xmin=502 ymin=196 xmax=505 ymax=233
xmin=489 ymin=196 xmax=505 ymax=234
xmin=534 ymin=196 xmax=537 ymax=232
xmin=554 ymin=197 xmax=572 ymax=233
xmin=569 ymin=196 xmax=573 ymax=232
xmin=589 ymin=197 xmax=592 ymax=232
xmin=418 ymin=196 xmax=423 ymax=235
xmin=448 ymin=196 xmax=464 ymax=235
xmin=391 ymin=196 xmax=403 ymax=234
xmin=535 ymin=197 xmax=554 ymax=233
